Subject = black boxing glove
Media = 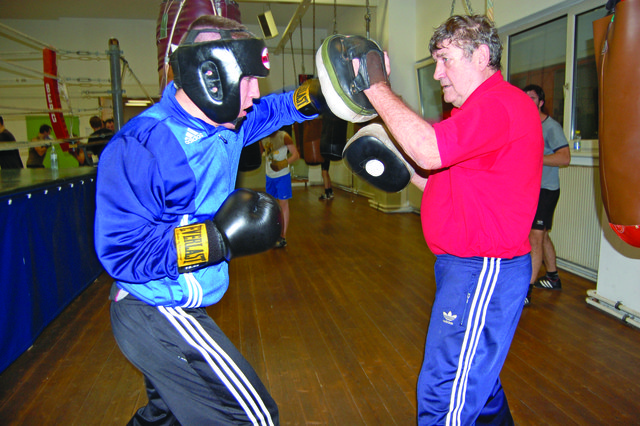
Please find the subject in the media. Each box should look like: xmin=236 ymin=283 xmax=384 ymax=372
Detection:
xmin=174 ymin=189 xmax=283 ymax=274
xmin=293 ymin=78 xmax=326 ymax=117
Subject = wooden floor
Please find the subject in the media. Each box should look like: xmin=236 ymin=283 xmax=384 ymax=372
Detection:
xmin=1 ymin=186 xmax=639 ymax=425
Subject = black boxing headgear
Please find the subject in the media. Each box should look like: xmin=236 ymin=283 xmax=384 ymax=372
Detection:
xmin=170 ymin=28 xmax=270 ymax=124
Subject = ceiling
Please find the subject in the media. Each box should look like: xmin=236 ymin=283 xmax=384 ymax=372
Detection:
xmin=2 ymin=1 xmax=377 ymax=41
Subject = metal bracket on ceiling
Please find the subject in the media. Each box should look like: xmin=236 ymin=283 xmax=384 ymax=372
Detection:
xmin=273 ymin=0 xmax=313 ymax=55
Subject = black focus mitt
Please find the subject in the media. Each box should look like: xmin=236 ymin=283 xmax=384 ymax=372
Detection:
xmin=316 ymin=34 xmax=388 ymax=123
xmin=343 ymin=123 xmax=414 ymax=193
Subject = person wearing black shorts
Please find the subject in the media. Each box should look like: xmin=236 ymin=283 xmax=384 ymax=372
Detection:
xmin=524 ymin=85 xmax=571 ymax=305
xmin=318 ymin=159 xmax=334 ymax=200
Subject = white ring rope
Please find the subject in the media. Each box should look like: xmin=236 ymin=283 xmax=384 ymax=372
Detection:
xmin=0 ymin=105 xmax=71 ymax=114
xmin=0 ymin=135 xmax=103 ymax=152
xmin=0 ymin=58 xmax=58 ymax=80
xmin=0 ymin=22 xmax=53 ymax=51
xmin=1 ymin=21 xmax=151 ymax=124
xmin=0 ymin=49 xmax=107 ymax=62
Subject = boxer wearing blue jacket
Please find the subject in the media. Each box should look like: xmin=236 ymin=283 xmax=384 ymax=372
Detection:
xmin=95 ymin=15 xmax=320 ymax=425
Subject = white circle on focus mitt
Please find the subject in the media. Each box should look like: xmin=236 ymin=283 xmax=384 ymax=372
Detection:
xmin=343 ymin=123 xmax=415 ymax=192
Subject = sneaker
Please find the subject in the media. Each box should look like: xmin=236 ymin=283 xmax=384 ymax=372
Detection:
xmin=274 ymin=237 xmax=287 ymax=248
xmin=319 ymin=192 xmax=334 ymax=201
xmin=523 ymin=284 xmax=532 ymax=307
xmin=533 ymin=276 xmax=562 ymax=290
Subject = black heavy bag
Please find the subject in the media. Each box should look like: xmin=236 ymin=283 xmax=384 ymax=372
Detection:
xmin=320 ymin=111 xmax=349 ymax=162
xmin=238 ymin=142 xmax=262 ymax=172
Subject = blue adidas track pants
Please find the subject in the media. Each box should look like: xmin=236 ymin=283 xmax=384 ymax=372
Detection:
xmin=417 ymin=254 xmax=530 ymax=425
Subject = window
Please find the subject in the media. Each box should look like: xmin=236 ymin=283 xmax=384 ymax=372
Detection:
xmin=416 ymin=59 xmax=452 ymax=122
xmin=507 ymin=17 xmax=567 ymax=125
xmin=416 ymin=1 xmax=609 ymax=145
xmin=503 ymin=1 xmax=609 ymax=143
xmin=572 ymin=6 xmax=607 ymax=140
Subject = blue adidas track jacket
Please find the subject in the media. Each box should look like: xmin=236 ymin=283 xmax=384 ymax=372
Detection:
xmin=95 ymin=83 xmax=310 ymax=307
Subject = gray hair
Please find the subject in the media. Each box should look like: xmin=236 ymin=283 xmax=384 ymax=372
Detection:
xmin=429 ymin=15 xmax=502 ymax=71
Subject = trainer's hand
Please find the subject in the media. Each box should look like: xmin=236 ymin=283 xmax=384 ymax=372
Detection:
xmin=174 ymin=189 xmax=282 ymax=273
xmin=316 ymin=34 xmax=386 ymax=123
xmin=354 ymin=50 xmax=391 ymax=89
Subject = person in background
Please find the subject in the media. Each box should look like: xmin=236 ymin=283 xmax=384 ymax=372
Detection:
xmin=523 ymin=84 xmax=571 ymax=305
xmin=95 ymin=15 xmax=321 ymax=425
xmin=27 ymin=124 xmax=52 ymax=168
xmin=104 ymin=117 xmax=115 ymax=132
xmin=86 ymin=115 xmax=113 ymax=160
xmin=261 ymin=129 xmax=300 ymax=248
xmin=318 ymin=159 xmax=334 ymax=200
xmin=357 ymin=15 xmax=543 ymax=424
xmin=0 ymin=115 xmax=24 ymax=169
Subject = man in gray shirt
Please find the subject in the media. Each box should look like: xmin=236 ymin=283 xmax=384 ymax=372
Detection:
xmin=523 ymin=84 xmax=571 ymax=306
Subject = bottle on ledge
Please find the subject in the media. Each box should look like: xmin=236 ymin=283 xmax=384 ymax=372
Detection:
xmin=573 ymin=130 xmax=582 ymax=151
xmin=50 ymin=144 xmax=59 ymax=178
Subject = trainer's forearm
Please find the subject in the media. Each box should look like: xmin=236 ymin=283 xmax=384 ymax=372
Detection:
xmin=365 ymin=83 xmax=442 ymax=170
xmin=411 ymin=173 xmax=428 ymax=191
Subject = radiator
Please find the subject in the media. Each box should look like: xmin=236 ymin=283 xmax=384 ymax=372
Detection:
xmin=552 ymin=166 xmax=602 ymax=281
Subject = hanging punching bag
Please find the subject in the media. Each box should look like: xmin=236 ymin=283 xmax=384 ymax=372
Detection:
xmin=238 ymin=143 xmax=262 ymax=172
xmin=320 ymin=111 xmax=349 ymax=162
xmin=593 ymin=0 xmax=640 ymax=247
xmin=302 ymin=118 xmax=324 ymax=165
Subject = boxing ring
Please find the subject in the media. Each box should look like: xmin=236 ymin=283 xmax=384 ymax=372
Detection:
xmin=0 ymin=167 xmax=101 ymax=373
xmin=0 ymin=22 xmax=151 ymax=372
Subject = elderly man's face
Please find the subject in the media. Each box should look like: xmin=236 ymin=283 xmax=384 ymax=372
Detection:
xmin=432 ymin=40 xmax=483 ymax=108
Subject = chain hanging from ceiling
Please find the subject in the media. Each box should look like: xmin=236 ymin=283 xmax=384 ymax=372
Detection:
xmin=299 ymin=17 xmax=305 ymax=75
xmin=332 ymin=0 xmax=338 ymax=35
xmin=450 ymin=0 xmax=474 ymax=16
xmin=486 ymin=0 xmax=494 ymax=23
xmin=365 ymin=0 xmax=371 ymax=39
xmin=289 ymin=35 xmax=297 ymax=86
xmin=312 ymin=0 xmax=316 ymax=72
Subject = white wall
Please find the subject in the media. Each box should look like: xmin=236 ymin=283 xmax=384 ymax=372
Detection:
xmin=597 ymin=215 xmax=640 ymax=313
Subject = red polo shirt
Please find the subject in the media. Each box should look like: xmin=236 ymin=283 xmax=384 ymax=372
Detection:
xmin=423 ymin=71 xmax=543 ymax=258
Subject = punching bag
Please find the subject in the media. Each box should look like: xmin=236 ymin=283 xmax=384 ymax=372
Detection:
xmin=300 ymin=118 xmax=324 ymax=165
xmin=320 ymin=111 xmax=349 ymax=162
xmin=238 ymin=142 xmax=262 ymax=172
xmin=593 ymin=0 xmax=640 ymax=247
xmin=293 ymin=74 xmax=324 ymax=165
xmin=156 ymin=0 xmax=242 ymax=90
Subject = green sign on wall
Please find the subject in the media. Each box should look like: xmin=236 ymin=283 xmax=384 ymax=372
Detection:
xmin=25 ymin=115 xmax=81 ymax=169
